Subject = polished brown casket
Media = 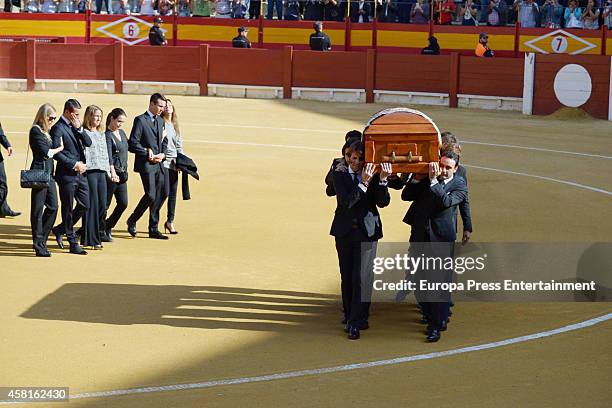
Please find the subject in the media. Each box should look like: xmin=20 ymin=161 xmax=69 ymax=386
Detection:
xmin=363 ymin=108 xmax=441 ymax=174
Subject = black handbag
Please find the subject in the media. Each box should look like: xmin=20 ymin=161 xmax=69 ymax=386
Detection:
xmin=21 ymin=145 xmax=50 ymax=190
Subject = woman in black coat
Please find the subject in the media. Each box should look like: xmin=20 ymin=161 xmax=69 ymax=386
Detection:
xmin=29 ymin=103 xmax=64 ymax=257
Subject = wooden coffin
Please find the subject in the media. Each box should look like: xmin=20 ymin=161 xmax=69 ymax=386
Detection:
xmin=363 ymin=108 xmax=441 ymax=174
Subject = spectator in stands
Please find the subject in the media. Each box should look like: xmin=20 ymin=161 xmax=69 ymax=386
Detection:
xmin=460 ymin=0 xmax=479 ymax=25
xmin=149 ymin=17 xmax=167 ymax=45
xmin=411 ymin=0 xmax=430 ymax=23
xmin=475 ymin=32 xmax=494 ymax=56
xmin=140 ymin=0 xmax=156 ymax=14
xmin=438 ymin=0 xmax=456 ymax=24
xmin=95 ymin=0 xmax=111 ymax=13
xmin=309 ymin=21 xmax=331 ymax=51
xmin=248 ymin=0 xmax=261 ymax=18
xmin=192 ymin=0 xmax=211 ymax=16
xmin=112 ymin=0 xmax=131 ymax=13
xmin=304 ymin=0 xmax=324 ymax=20
xmin=285 ymin=0 xmax=301 ymax=19
xmin=350 ymin=0 xmax=372 ymax=22
xmin=514 ymin=0 xmax=538 ymax=27
xmin=215 ymin=0 xmax=232 ymax=17
xmin=421 ymin=36 xmax=440 ymax=54
xmin=323 ymin=0 xmax=343 ymax=21
xmin=377 ymin=0 xmax=398 ymax=22
xmin=58 ymin=0 xmax=79 ymax=12
xmin=581 ymin=0 xmax=600 ymax=29
xmin=232 ymin=26 xmax=252 ymax=47
xmin=541 ymin=0 xmax=564 ymax=28
xmin=158 ymin=0 xmax=175 ymax=15
xmin=564 ymin=0 xmax=582 ymax=28
xmin=231 ymin=0 xmax=248 ymax=18
xmin=42 ymin=0 xmax=60 ymax=12
xmin=177 ymin=0 xmax=190 ymax=15
xmin=477 ymin=0 xmax=490 ymax=24
xmin=4 ymin=0 xmax=21 ymax=12
xmin=605 ymin=1 xmax=612 ymax=29
xmin=78 ymin=0 xmax=92 ymax=12
xmin=487 ymin=0 xmax=508 ymax=26
xmin=25 ymin=0 xmax=41 ymax=12
xmin=267 ymin=0 xmax=283 ymax=19
xmin=402 ymin=0 xmax=418 ymax=24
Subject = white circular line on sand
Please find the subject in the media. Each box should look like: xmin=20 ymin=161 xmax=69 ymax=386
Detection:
xmin=190 ymin=140 xmax=612 ymax=196
xmin=2 ymin=312 xmax=604 ymax=403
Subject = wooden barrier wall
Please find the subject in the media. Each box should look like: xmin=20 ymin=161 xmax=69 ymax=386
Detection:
xmin=1 ymin=12 xmax=610 ymax=56
xmin=0 ymin=41 xmax=526 ymax=106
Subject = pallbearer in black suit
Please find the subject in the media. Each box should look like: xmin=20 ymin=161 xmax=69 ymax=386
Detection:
xmin=0 ymin=121 xmax=21 ymax=218
xmin=330 ymin=141 xmax=392 ymax=340
xmin=51 ymin=99 xmax=92 ymax=255
xmin=324 ymin=130 xmax=361 ymax=197
xmin=81 ymin=106 xmax=118 ymax=250
xmin=126 ymin=93 xmax=169 ymax=240
xmin=28 ymin=104 xmax=64 ymax=257
xmin=401 ymin=150 xmax=468 ymax=342
xmin=102 ymin=108 xmax=129 ymax=242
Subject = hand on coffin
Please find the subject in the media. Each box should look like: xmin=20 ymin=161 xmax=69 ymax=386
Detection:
xmin=379 ymin=162 xmax=392 ymax=182
xmin=362 ymin=163 xmax=376 ymax=186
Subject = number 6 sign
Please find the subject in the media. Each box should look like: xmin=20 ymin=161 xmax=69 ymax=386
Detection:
xmin=123 ymin=22 xmax=140 ymax=39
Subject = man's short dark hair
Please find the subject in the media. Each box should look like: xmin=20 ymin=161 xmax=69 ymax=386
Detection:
xmin=150 ymin=93 xmax=167 ymax=104
xmin=313 ymin=21 xmax=322 ymax=31
xmin=348 ymin=140 xmax=365 ymax=156
xmin=345 ymin=130 xmax=362 ymax=143
xmin=238 ymin=26 xmax=248 ymax=34
xmin=440 ymin=131 xmax=457 ymax=145
xmin=440 ymin=148 xmax=461 ymax=166
xmin=64 ymin=99 xmax=81 ymax=112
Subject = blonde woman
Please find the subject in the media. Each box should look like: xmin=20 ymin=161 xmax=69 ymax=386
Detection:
xmin=29 ymin=104 xmax=64 ymax=257
xmin=161 ymin=99 xmax=185 ymax=234
xmin=82 ymin=105 xmax=118 ymax=250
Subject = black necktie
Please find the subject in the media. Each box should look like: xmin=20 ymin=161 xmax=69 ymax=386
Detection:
xmin=353 ymin=173 xmax=359 ymax=186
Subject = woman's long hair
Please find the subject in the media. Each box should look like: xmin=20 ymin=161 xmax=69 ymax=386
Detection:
xmin=83 ymin=105 xmax=103 ymax=131
xmin=163 ymin=99 xmax=180 ymax=136
xmin=105 ymin=108 xmax=127 ymax=131
xmin=32 ymin=103 xmax=56 ymax=136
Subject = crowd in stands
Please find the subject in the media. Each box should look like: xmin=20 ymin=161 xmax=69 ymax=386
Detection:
xmin=2 ymin=0 xmax=612 ymax=28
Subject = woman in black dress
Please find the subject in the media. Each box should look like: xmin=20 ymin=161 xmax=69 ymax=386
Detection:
xmin=29 ymin=103 xmax=64 ymax=257
xmin=102 ymin=108 xmax=129 ymax=241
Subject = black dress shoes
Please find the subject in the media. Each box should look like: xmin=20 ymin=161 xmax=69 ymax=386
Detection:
xmin=347 ymin=326 xmax=360 ymax=340
xmin=127 ymin=221 xmax=137 ymax=237
xmin=35 ymin=249 xmax=51 ymax=257
xmin=2 ymin=210 xmax=21 ymax=217
xmin=440 ymin=320 xmax=448 ymax=332
xmin=52 ymin=228 xmax=64 ymax=249
xmin=426 ymin=329 xmax=441 ymax=342
xmin=100 ymin=231 xmax=112 ymax=243
xmin=69 ymin=244 xmax=88 ymax=255
xmin=148 ymin=231 xmax=169 ymax=240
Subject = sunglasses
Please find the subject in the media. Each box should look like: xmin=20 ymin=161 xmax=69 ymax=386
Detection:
xmin=48 ymin=116 xmax=57 ymax=121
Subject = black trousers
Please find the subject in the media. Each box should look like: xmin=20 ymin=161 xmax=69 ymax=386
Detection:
xmin=56 ymin=173 xmax=89 ymax=245
xmin=335 ymin=231 xmax=377 ymax=327
xmin=0 ymin=160 xmax=8 ymax=214
xmin=81 ymin=170 xmax=107 ymax=247
xmin=414 ymin=241 xmax=453 ymax=331
xmin=128 ymin=167 xmax=168 ymax=233
xmin=166 ymin=168 xmax=179 ymax=223
xmin=249 ymin=0 xmax=261 ymax=18
xmin=104 ymin=179 xmax=128 ymax=231
xmin=30 ymin=176 xmax=59 ymax=253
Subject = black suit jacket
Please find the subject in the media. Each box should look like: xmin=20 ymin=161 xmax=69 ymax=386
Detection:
xmin=29 ymin=126 xmax=55 ymax=176
xmin=128 ymin=113 xmax=167 ymax=174
xmin=324 ymin=157 xmax=344 ymax=197
xmin=51 ymin=118 xmax=92 ymax=183
xmin=402 ymin=176 xmax=468 ymax=243
xmin=455 ymin=165 xmax=473 ymax=232
xmin=330 ymin=170 xmax=390 ymax=241
xmin=0 ymin=123 xmax=10 ymax=162
xmin=350 ymin=2 xmax=372 ymax=22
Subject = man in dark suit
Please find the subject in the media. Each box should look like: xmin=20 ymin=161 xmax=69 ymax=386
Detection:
xmin=331 ymin=141 xmax=392 ymax=340
xmin=231 ymin=26 xmax=252 ymax=48
xmin=324 ymin=130 xmax=361 ymax=197
xmin=401 ymin=150 xmax=468 ymax=342
xmin=126 ymin=93 xmax=169 ymax=240
xmin=51 ymin=99 xmax=92 ymax=255
xmin=0 ymin=122 xmax=21 ymax=218
xmin=309 ymin=21 xmax=331 ymax=51
xmin=350 ymin=0 xmax=372 ymax=22
xmin=149 ymin=17 xmax=167 ymax=46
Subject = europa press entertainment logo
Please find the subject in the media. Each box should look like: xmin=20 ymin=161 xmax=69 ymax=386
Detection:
xmin=96 ymin=16 xmax=168 ymax=46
